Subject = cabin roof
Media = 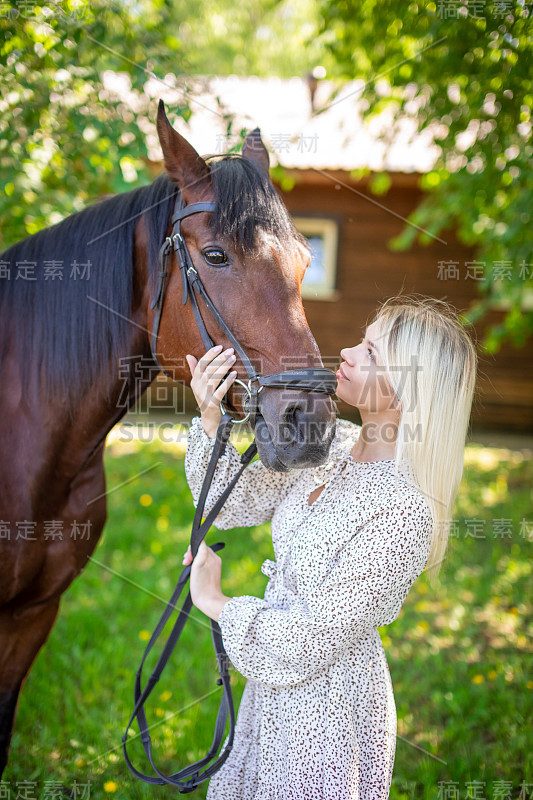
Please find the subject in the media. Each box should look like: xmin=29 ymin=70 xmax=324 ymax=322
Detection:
xmin=104 ymin=72 xmax=444 ymax=173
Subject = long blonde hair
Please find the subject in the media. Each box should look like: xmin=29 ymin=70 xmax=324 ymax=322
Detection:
xmin=369 ymin=295 xmax=478 ymax=585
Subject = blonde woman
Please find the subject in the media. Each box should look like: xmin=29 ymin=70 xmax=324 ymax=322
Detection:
xmin=182 ymin=296 xmax=477 ymax=800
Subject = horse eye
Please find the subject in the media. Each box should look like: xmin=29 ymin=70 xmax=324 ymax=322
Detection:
xmin=202 ymin=247 xmax=229 ymax=267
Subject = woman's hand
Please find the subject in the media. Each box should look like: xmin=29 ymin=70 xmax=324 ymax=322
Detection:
xmin=185 ymin=345 xmax=238 ymax=438
xmin=182 ymin=542 xmax=231 ymax=622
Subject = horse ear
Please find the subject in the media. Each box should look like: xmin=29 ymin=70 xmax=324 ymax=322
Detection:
xmin=242 ymin=127 xmax=270 ymax=179
xmin=156 ymin=99 xmax=210 ymax=199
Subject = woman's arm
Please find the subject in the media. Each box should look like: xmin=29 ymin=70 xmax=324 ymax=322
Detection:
xmin=216 ymin=494 xmax=433 ymax=687
xmin=184 ymin=416 xmax=301 ymax=528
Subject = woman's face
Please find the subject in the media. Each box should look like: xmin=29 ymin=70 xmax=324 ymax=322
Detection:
xmin=336 ymin=320 xmax=400 ymax=415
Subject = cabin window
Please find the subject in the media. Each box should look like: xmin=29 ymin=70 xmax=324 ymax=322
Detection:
xmin=292 ymin=216 xmax=340 ymax=301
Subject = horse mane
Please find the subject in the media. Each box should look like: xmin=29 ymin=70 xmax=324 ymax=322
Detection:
xmin=0 ymin=157 xmax=308 ymax=413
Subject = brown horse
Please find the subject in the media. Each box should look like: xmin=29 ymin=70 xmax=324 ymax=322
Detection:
xmin=0 ymin=101 xmax=336 ymax=773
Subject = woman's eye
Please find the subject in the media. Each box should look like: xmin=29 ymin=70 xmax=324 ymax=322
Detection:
xmin=202 ymin=247 xmax=229 ymax=267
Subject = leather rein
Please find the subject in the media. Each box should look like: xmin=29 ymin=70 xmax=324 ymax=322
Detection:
xmin=123 ymin=188 xmax=337 ymax=790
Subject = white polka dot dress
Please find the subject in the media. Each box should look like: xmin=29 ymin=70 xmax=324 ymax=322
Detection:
xmin=184 ymin=415 xmax=433 ymax=800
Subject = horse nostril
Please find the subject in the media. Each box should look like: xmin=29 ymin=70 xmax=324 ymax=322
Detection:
xmin=281 ymin=403 xmax=305 ymax=444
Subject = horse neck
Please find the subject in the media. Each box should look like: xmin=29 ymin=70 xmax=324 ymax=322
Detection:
xmin=63 ymin=226 xmax=161 ymax=477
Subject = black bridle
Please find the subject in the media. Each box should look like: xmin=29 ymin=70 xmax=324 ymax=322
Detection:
xmin=123 ymin=188 xmax=338 ymax=790
xmin=149 ymin=189 xmax=338 ymax=425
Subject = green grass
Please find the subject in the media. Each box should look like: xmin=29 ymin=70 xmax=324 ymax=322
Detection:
xmin=5 ymin=425 xmax=533 ymax=798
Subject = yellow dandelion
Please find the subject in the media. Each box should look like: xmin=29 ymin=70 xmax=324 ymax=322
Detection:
xmin=509 ymin=607 xmax=519 ymax=615
xmin=526 ymin=681 xmax=533 ymax=690
xmin=140 ymin=494 xmax=152 ymax=507
xmin=472 ymin=674 xmax=484 ymax=684
xmin=156 ymin=517 xmax=169 ymax=532
xmin=160 ymin=690 xmax=172 ymax=702
xmin=104 ymin=782 xmax=117 ymax=793
xmin=139 ymin=630 xmax=151 ymax=642
xmin=488 ymin=670 xmax=498 ymax=680
xmin=74 ymin=758 xmax=85 ymax=767
xmin=155 ymin=708 xmax=165 ymax=717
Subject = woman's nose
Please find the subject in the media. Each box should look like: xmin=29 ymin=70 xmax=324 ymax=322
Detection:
xmin=340 ymin=346 xmax=355 ymax=363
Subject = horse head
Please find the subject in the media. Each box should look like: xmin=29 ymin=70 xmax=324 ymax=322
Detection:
xmin=152 ymin=100 xmax=337 ymax=470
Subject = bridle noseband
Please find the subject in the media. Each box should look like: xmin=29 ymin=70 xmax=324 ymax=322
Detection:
xmin=149 ymin=189 xmax=338 ymax=424
xmin=124 ymin=187 xmax=338 ymax=791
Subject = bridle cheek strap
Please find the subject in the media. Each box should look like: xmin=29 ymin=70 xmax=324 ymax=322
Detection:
xmin=149 ymin=197 xmax=218 ymax=378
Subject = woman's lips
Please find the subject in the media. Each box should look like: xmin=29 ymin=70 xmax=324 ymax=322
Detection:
xmin=336 ymin=365 xmax=349 ymax=381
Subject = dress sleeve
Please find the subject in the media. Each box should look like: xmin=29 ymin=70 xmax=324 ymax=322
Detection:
xmin=183 ymin=416 xmax=300 ymax=529
xmin=217 ymin=494 xmax=433 ymax=687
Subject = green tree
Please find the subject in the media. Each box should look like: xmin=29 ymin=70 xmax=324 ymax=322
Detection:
xmin=168 ymin=0 xmax=333 ymax=77
xmin=0 ymin=0 xmax=331 ymax=250
xmin=314 ymin=0 xmax=532 ymax=352
xmin=0 ymin=0 xmax=218 ymax=247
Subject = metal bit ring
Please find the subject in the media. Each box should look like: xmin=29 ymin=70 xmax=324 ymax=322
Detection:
xmin=219 ymin=378 xmax=255 ymax=424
